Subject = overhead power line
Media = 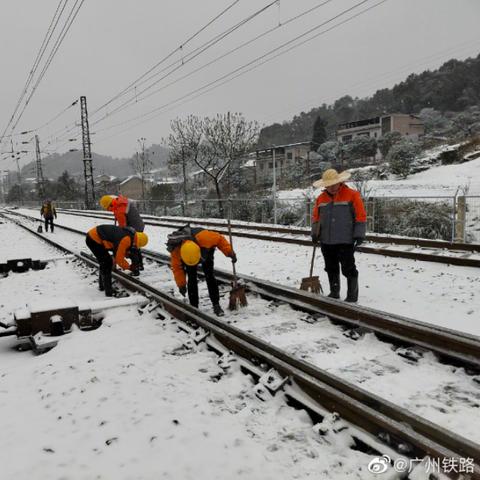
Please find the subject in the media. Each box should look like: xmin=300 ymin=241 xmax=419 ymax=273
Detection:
xmin=44 ymin=0 xmax=249 ymax=147
xmin=10 ymin=0 xmax=86 ymax=133
xmin=91 ymin=0 xmax=242 ymax=117
xmin=93 ymin=0 xmax=384 ymax=143
xmin=0 ymin=0 xmax=68 ymax=146
xmin=53 ymin=0 xmax=335 ymax=146
xmin=93 ymin=0 xmax=335 ymax=124
xmin=0 ymin=0 xmax=86 ymax=148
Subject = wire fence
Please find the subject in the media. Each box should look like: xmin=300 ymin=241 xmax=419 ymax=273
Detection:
xmin=11 ymin=195 xmax=480 ymax=243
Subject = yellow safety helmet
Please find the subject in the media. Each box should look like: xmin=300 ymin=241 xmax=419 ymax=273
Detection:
xmin=135 ymin=232 xmax=148 ymax=248
xmin=100 ymin=195 xmax=114 ymax=210
xmin=180 ymin=240 xmax=201 ymax=266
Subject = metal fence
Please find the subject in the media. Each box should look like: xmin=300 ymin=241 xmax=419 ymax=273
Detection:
xmin=11 ymin=195 xmax=480 ymax=243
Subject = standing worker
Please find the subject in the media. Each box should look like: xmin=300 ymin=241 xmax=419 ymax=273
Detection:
xmin=167 ymin=226 xmax=237 ymax=317
xmin=100 ymin=195 xmax=145 ymax=273
xmin=311 ymin=169 xmax=366 ymax=302
xmin=40 ymin=200 xmax=57 ymax=233
xmin=85 ymin=224 xmax=148 ymax=296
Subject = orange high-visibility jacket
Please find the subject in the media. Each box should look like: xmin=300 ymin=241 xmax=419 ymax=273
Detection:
xmin=87 ymin=225 xmax=134 ymax=270
xmin=171 ymin=229 xmax=233 ymax=287
xmin=312 ymin=183 xmax=366 ymax=244
xmin=109 ymin=195 xmax=144 ymax=231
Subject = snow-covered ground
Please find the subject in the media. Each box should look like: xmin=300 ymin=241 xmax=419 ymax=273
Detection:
xmin=5 ymin=210 xmax=480 ymax=446
xmin=28 ymin=208 xmax=480 ymax=338
xmin=279 ymin=156 xmax=480 ymax=199
xmin=1 ymin=217 xmax=386 ymax=480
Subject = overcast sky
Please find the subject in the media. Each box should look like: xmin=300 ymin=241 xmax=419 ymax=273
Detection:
xmin=1 ymin=0 xmax=479 ymax=170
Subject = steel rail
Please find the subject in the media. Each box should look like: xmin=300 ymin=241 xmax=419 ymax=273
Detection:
xmin=156 ymin=215 xmax=480 ymax=253
xmin=3 ymin=212 xmax=479 ymax=476
xmin=142 ymin=248 xmax=480 ymax=369
xmin=7 ymin=209 xmax=480 ymax=369
xmin=56 ymin=208 xmax=480 ymax=252
xmin=54 ymin=208 xmax=480 ymax=268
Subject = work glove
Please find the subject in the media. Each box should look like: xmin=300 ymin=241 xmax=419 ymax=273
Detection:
xmin=179 ymin=286 xmax=187 ymax=297
xmin=354 ymin=238 xmax=364 ymax=248
xmin=229 ymin=252 xmax=237 ymax=264
xmin=311 ymin=234 xmax=321 ymax=245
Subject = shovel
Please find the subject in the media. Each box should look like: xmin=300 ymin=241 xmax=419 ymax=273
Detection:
xmin=300 ymin=223 xmax=323 ymax=294
xmin=227 ymin=217 xmax=248 ymax=310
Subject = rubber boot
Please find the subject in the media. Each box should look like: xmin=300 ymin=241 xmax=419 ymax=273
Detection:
xmin=103 ymin=270 xmax=113 ymax=297
xmin=213 ymin=304 xmax=224 ymax=317
xmin=98 ymin=271 xmax=105 ymax=291
xmin=327 ymin=272 xmax=340 ymax=299
xmin=138 ymin=251 xmax=144 ymax=271
xmin=345 ymin=276 xmax=359 ymax=303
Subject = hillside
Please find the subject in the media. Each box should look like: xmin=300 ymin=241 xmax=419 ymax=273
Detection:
xmin=258 ymin=53 xmax=480 ymax=147
xmin=21 ymin=144 xmax=169 ymax=180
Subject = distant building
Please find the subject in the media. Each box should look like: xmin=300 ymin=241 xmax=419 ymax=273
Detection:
xmin=95 ymin=174 xmax=120 ymax=196
xmin=239 ymin=156 xmax=256 ymax=187
xmin=336 ymin=114 xmax=425 ymax=163
xmin=254 ymin=141 xmax=319 ymax=187
xmin=337 ymin=114 xmax=424 ymax=143
xmin=119 ymin=175 xmax=151 ymax=200
xmin=191 ymin=167 xmax=229 ymax=192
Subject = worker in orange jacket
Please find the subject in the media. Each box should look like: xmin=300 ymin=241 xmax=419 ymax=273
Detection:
xmin=311 ymin=169 xmax=367 ymax=302
xmin=167 ymin=226 xmax=236 ymax=316
xmin=86 ymin=224 xmax=148 ymax=296
xmin=100 ymin=195 xmax=145 ymax=273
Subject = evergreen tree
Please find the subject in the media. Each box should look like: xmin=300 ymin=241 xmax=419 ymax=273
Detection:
xmin=56 ymin=171 xmax=80 ymax=200
xmin=312 ymin=116 xmax=328 ymax=146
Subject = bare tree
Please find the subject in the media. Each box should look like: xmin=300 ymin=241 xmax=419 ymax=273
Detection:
xmin=165 ymin=115 xmax=203 ymax=215
xmin=130 ymin=137 xmax=152 ymax=203
xmin=202 ymin=112 xmax=259 ymax=202
xmin=191 ymin=139 xmax=229 ymax=217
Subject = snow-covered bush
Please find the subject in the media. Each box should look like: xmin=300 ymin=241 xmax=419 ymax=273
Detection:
xmin=316 ymin=141 xmax=338 ymax=163
xmin=371 ymin=199 xmax=452 ymax=240
xmin=387 ymin=140 xmax=420 ymax=178
xmin=377 ymin=131 xmax=402 ymax=158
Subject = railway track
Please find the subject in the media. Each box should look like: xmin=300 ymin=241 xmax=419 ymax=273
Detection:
xmin=8 ymin=208 xmax=480 ymax=368
xmin=2 ymin=211 xmax=480 ymax=478
xmin=53 ymin=208 xmax=480 ymax=268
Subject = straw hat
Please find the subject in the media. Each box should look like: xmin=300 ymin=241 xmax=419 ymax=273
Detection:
xmin=313 ymin=168 xmax=351 ymax=188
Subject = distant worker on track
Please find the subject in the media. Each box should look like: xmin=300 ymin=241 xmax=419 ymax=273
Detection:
xmin=86 ymin=224 xmax=148 ymax=297
xmin=40 ymin=200 xmax=57 ymax=233
xmin=167 ymin=226 xmax=237 ymax=317
xmin=311 ymin=169 xmax=367 ymax=303
xmin=100 ymin=195 xmax=145 ymax=274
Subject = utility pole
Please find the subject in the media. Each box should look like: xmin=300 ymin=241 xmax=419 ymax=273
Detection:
xmin=35 ymin=135 xmax=45 ymax=199
xmin=272 ymin=146 xmax=277 ymax=224
xmin=14 ymin=156 xmax=23 ymax=206
xmin=137 ymin=137 xmax=151 ymax=205
xmin=80 ymin=96 xmax=95 ymax=209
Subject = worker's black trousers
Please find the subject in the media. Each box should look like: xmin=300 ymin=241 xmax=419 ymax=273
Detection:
xmin=85 ymin=236 xmax=112 ymax=271
xmin=185 ymin=251 xmax=219 ymax=308
xmin=44 ymin=217 xmax=54 ymax=232
xmin=320 ymin=243 xmax=358 ymax=278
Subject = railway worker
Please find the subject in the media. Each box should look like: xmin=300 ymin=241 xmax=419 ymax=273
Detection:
xmin=167 ymin=226 xmax=237 ymax=317
xmin=99 ymin=195 xmax=145 ymax=274
xmin=40 ymin=200 xmax=57 ymax=232
xmin=311 ymin=168 xmax=367 ymax=302
xmin=85 ymin=224 xmax=148 ymax=297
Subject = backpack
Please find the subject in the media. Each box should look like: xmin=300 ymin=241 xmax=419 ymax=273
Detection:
xmin=166 ymin=225 xmax=195 ymax=252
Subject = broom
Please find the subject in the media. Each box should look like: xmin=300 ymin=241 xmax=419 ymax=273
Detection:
xmin=227 ymin=216 xmax=248 ymax=310
xmin=300 ymin=222 xmax=323 ymax=294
